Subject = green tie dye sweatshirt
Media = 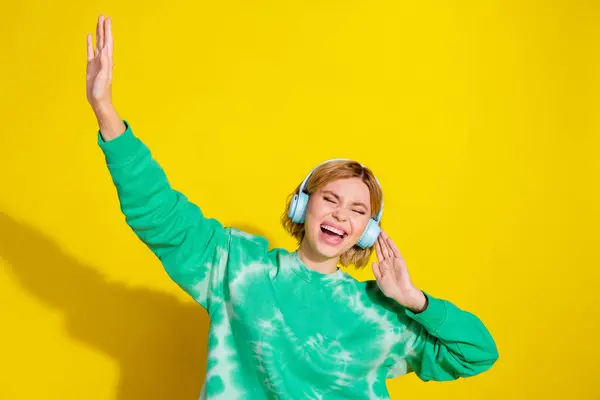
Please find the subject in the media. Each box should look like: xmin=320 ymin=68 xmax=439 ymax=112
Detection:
xmin=98 ymin=121 xmax=498 ymax=399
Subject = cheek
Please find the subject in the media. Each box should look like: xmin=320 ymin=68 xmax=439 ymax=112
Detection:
xmin=304 ymin=200 xmax=324 ymax=234
xmin=351 ymin=216 xmax=370 ymax=237
xmin=306 ymin=198 xmax=328 ymax=220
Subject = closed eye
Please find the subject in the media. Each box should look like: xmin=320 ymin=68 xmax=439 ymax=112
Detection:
xmin=353 ymin=209 xmax=366 ymax=215
xmin=324 ymin=196 xmax=336 ymax=203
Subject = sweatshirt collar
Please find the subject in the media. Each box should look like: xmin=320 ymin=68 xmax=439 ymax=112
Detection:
xmin=289 ymin=251 xmax=346 ymax=283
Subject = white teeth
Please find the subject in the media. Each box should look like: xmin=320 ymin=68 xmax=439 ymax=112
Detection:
xmin=321 ymin=224 xmax=345 ymax=236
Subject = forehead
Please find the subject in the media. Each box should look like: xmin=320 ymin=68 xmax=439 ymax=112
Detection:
xmin=320 ymin=178 xmax=371 ymax=204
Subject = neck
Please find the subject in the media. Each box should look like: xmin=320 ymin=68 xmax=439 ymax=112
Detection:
xmin=297 ymin=240 xmax=339 ymax=274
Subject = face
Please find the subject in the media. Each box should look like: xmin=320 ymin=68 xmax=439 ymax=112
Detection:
xmin=303 ymin=177 xmax=373 ymax=260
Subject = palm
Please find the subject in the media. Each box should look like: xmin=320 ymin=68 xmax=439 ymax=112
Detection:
xmin=86 ymin=15 xmax=113 ymax=107
xmin=372 ymin=231 xmax=416 ymax=304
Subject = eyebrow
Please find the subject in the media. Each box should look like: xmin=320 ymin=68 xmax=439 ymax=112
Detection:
xmin=322 ymin=190 xmax=369 ymax=210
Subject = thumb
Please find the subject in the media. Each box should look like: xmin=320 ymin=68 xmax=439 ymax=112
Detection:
xmin=372 ymin=262 xmax=382 ymax=280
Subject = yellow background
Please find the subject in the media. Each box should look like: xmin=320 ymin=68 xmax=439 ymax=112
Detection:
xmin=1 ymin=1 xmax=598 ymax=399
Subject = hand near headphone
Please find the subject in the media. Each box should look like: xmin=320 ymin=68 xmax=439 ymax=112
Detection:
xmin=372 ymin=230 xmax=428 ymax=313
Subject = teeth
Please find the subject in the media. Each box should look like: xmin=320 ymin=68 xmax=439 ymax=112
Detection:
xmin=321 ymin=224 xmax=345 ymax=236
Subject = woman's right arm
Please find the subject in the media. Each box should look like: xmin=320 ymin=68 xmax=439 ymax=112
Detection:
xmin=86 ymin=15 xmax=229 ymax=310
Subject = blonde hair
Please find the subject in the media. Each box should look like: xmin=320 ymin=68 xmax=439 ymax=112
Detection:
xmin=281 ymin=160 xmax=383 ymax=268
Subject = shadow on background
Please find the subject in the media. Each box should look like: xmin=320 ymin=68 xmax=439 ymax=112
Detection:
xmin=0 ymin=212 xmax=211 ymax=399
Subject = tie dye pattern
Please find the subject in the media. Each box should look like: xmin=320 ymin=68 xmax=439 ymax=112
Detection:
xmin=98 ymin=121 xmax=498 ymax=399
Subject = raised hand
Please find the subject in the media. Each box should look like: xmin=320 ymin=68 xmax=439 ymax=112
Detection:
xmin=86 ymin=14 xmax=125 ymax=141
xmin=86 ymin=14 xmax=114 ymax=111
xmin=372 ymin=230 xmax=427 ymax=312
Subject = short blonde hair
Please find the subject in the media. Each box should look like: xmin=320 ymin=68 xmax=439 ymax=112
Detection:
xmin=281 ymin=160 xmax=383 ymax=268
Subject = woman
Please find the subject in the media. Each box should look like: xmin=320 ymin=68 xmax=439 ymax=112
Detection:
xmin=87 ymin=14 xmax=498 ymax=399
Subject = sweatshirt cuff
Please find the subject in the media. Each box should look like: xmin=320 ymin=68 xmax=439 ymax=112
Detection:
xmin=97 ymin=120 xmax=144 ymax=165
xmin=405 ymin=292 xmax=447 ymax=332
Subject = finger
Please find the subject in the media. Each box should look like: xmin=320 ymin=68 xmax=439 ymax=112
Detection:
xmin=97 ymin=14 xmax=105 ymax=53
xmin=105 ymin=16 xmax=113 ymax=56
xmin=87 ymin=33 xmax=94 ymax=62
xmin=381 ymin=229 xmax=391 ymax=245
xmin=372 ymin=262 xmax=382 ymax=280
xmin=377 ymin=235 xmax=386 ymax=259
xmin=380 ymin=230 xmax=395 ymax=258
xmin=375 ymin=236 xmax=383 ymax=261
xmin=100 ymin=45 xmax=109 ymax=70
xmin=378 ymin=234 xmax=391 ymax=259
xmin=95 ymin=16 xmax=100 ymax=55
xmin=387 ymin=237 xmax=403 ymax=259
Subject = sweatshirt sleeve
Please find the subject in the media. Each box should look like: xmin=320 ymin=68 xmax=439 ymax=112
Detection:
xmin=388 ymin=292 xmax=499 ymax=382
xmin=97 ymin=120 xmax=230 ymax=311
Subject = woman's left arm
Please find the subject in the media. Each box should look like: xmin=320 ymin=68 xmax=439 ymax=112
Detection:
xmin=399 ymin=292 xmax=498 ymax=381
xmin=372 ymin=231 xmax=498 ymax=381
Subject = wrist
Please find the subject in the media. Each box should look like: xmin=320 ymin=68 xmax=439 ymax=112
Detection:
xmin=92 ymin=101 xmax=115 ymax=117
xmin=402 ymin=289 xmax=428 ymax=313
xmin=93 ymin=104 xmax=126 ymax=141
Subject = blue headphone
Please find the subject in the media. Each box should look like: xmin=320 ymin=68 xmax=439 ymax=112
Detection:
xmin=287 ymin=158 xmax=384 ymax=249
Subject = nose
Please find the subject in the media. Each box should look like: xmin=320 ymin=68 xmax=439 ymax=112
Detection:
xmin=332 ymin=208 xmax=348 ymax=222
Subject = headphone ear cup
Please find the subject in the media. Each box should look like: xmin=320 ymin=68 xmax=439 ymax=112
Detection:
xmin=288 ymin=194 xmax=299 ymax=219
xmin=356 ymin=218 xmax=381 ymax=249
xmin=289 ymin=192 xmax=310 ymax=223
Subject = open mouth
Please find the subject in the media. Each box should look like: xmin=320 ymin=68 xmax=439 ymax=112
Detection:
xmin=320 ymin=223 xmax=348 ymax=242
